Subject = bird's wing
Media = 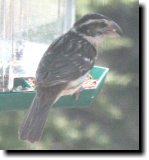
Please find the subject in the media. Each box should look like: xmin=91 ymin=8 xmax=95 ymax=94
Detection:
xmin=36 ymin=32 xmax=96 ymax=87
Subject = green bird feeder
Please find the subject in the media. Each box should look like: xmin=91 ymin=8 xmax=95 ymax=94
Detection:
xmin=0 ymin=66 xmax=109 ymax=111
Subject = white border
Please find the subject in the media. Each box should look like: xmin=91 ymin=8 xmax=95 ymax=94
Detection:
xmin=0 ymin=1 xmax=145 ymax=159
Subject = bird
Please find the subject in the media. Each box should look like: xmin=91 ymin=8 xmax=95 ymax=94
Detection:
xmin=18 ymin=13 xmax=122 ymax=143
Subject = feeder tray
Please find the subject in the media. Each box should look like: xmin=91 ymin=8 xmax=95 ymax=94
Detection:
xmin=0 ymin=66 xmax=109 ymax=111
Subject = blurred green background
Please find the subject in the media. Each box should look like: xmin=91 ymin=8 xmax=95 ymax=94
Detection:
xmin=0 ymin=0 xmax=139 ymax=150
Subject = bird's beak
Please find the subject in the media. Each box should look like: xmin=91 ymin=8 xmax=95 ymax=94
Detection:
xmin=110 ymin=21 xmax=123 ymax=36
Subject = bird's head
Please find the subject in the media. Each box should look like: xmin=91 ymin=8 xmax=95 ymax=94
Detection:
xmin=72 ymin=13 xmax=122 ymax=48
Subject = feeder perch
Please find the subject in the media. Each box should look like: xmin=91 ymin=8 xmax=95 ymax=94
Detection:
xmin=0 ymin=66 xmax=109 ymax=111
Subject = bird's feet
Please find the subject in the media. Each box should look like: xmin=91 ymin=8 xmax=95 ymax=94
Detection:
xmin=73 ymin=89 xmax=81 ymax=101
xmin=73 ymin=73 xmax=93 ymax=100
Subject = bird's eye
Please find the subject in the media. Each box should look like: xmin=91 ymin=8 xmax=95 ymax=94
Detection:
xmin=99 ymin=22 xmax=107 ymax=28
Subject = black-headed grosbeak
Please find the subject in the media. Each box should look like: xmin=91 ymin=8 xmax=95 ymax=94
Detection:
xmin=19 ymin=13 xmax=122 ymax=143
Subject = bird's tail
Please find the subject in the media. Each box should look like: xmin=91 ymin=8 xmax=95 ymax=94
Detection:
xmin=18 ymin=86 xmax=63 ymax=143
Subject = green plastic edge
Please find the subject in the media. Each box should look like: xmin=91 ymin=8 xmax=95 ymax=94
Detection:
xmin=0 ymin=66 xmax=109 ymax=111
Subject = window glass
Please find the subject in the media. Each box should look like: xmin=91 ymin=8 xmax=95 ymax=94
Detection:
xmin=0 ymin=0 xmax=75 ymax=91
